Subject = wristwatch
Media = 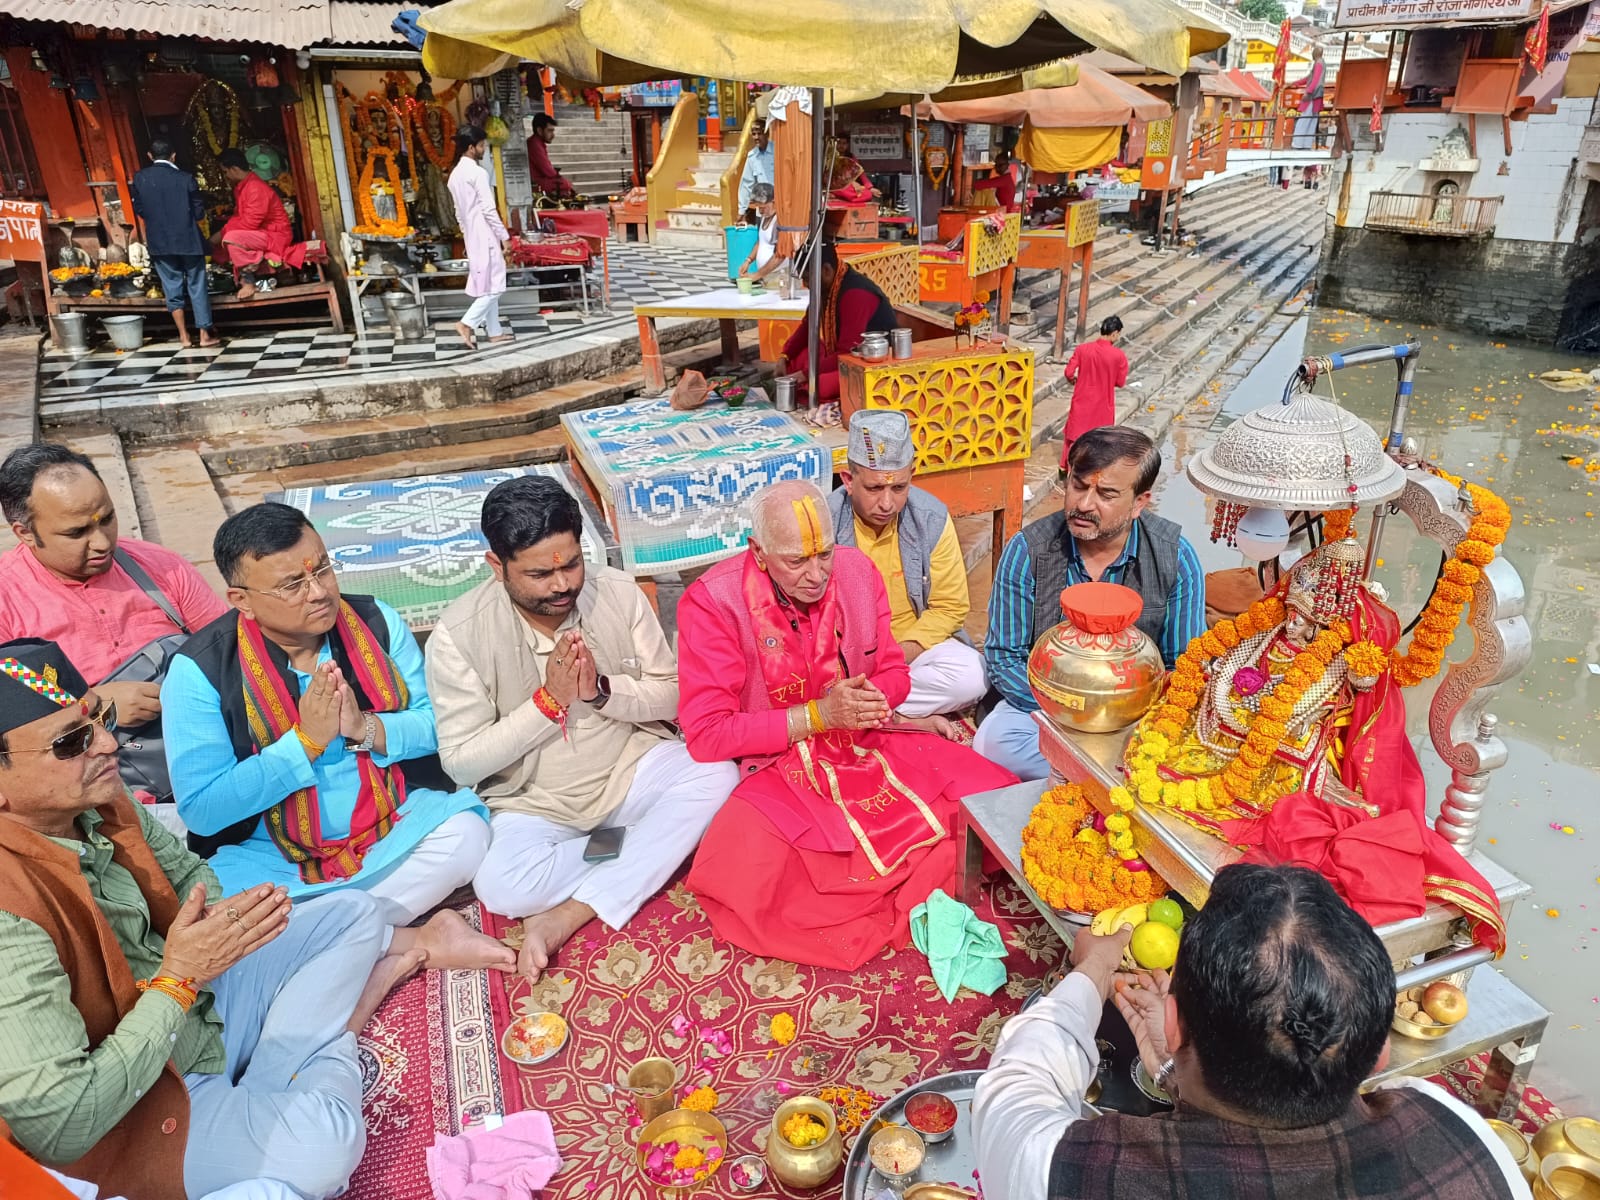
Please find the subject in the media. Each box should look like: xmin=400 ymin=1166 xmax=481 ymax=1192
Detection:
xmin=349 ymin=711 xmax=378 ymax=753
xmin=584 ymin=674 xmax=612 ymax=709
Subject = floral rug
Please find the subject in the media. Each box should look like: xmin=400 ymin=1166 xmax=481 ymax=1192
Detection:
xmin=345 ymin=885 xmax=1563 ymax=1200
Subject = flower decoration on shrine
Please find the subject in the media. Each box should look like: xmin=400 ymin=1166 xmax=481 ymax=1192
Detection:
xmin=1020 ymin=784 xmax=1169 ymax=913
xmin=407 ymin=98 xmax=457 ymax=172
xmin=354 ymin=148 xmax=412 ymax=238
xmin=49 ymin=266 xmax=92 ymax=283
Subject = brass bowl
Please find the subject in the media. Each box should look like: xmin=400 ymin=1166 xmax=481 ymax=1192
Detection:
xmin=767 ymin=1096 xmax=843 ymax=1189
xmin=1390 ymin=985 xmax=1451 ymax=1040
xmin=636 ymin=1108 xmax=727 ymax=1194
xmin=1486 ymin=1119 xmax=1539 ymax=1183
xmin=1534 ymin=1152 xmax=1600 ymax=1200
xmin=905 ymin=1186 xmax=977 ymax=1200
xmin=1535 ymin=1118 xmax=1600 ymax=1163
xmin=868 ymin=1124 xmax=927 ymax=1185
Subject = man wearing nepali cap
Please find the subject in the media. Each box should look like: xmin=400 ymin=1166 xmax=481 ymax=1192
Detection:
xmin=676 ymin=482 xmax=1016 ymax=969
xmin=828 ymin=410 xmax=988 ymax=718
xmin=0 ymin=638 xmax=427 ymax=1200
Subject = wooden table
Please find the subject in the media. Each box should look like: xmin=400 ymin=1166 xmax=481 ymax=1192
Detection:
xmin=955 ymin=776 xmax=1549 ymax=1119
xmin=837 ymin=336 xmax=1034 ymax=571
xmin=59 ymin=274 xmax=344 ymax=333
xmin=633 ymin=287 xmax=809 ymax=394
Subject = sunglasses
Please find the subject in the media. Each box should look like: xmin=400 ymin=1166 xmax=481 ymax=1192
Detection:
xmin=8 ymin=701 xmax=119 ymax=760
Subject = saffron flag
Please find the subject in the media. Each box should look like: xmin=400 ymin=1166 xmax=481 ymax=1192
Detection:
xmin=1524 ymin=1 xmax=1551 ymax=73
xmin=1271 ymin=19 xmax=1293 ymax=91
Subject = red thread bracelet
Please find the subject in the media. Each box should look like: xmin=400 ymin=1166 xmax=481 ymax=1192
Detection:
xmin=533 ymin=686 xmax=568 ymax=740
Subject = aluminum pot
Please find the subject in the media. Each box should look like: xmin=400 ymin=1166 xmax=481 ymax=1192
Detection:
xmin=773 ymin=374 xmax=798 ymax=412
xmin=857 ymin=331 xmax=890 ymax=362
xmin=891 ymin=327 xmax=914 ymax=359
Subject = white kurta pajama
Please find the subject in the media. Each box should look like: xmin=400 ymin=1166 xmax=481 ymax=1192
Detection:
xmin=425 ymin=568 xmax=738 ymax=927
xmin=447 ymin=154 xmax=509 ymax=336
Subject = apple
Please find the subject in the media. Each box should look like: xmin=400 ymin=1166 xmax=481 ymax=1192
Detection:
xmin=1421 ymin=981 xmax=1469 ymax=1025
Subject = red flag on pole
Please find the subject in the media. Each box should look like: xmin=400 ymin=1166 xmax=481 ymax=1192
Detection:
xmin=1272 ymin=19 xmax=1293 ymax=90
xmin=1524 ymin=1 xmax=1552 ymax=73
xmin=1370 ymin=91 xmax=1384 ymax=133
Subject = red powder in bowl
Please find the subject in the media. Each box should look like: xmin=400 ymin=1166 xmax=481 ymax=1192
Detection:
xmin=905 ymin=1093 xmax=957 ymax=1134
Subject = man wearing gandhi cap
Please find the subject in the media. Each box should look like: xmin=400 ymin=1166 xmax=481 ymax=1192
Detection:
xmin=829 ymin=410 xmax=988 ymax=717
xmin=0 ymin=637 xmax=437 ymax=1200
xmin=675 ymin=483 xmax=1016 ymax=969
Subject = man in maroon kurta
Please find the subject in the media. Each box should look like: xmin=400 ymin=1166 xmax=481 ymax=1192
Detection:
xmin=678 ymin=481 xmax=1015 ymax=970
xmin=528 ymin=113 xmax=575 ymax=198
xmin=1059 ymin=315 xmax=1130 ymax=468
xmin=779 ymin=245 xmax=900 ymax=403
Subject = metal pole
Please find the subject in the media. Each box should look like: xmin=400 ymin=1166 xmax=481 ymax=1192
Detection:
xmin=806 ymin=87 xmax=825 ymax=410
xmin=912 ymin=97 xmax=923 ymax=244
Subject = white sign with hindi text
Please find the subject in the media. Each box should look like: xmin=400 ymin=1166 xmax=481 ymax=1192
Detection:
xmin=1337 ymin=0 xmax=1532 ymax=27
xmin=850 ymin=124 xmax=905 ymax=161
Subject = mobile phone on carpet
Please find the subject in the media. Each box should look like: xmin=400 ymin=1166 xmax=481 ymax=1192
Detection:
xmin=583 ymin=826 xmax=625 ymax=863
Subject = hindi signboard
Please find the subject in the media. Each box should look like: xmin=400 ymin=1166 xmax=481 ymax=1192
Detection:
xmin=1337 ymin=0 xmax=1532 ymax=28
xmin=850 ymin=124 xmax=905 ymax=161
xmin=0 ymin=199 xmax=46 ymax=264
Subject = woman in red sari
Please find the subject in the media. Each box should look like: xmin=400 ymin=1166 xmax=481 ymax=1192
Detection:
xmin=680 ymin=481 xmax=1016 ymax=970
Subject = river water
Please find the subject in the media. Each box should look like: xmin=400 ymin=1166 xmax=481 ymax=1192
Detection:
xmin=1145 ymin=308 xmax=1600 ymax=1112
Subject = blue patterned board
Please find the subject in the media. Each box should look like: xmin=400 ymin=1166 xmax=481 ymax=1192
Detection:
xmin=274 ymin=465 xmax=617 ymax=629
xmin=561 ymin=396 xmax=831 ymax=574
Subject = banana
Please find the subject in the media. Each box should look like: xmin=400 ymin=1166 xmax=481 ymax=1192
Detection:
xmin=1113 ymin=903 xmax=1148 ymax=932
xmin=1090 ymin=906 xmax=1120 ymax=937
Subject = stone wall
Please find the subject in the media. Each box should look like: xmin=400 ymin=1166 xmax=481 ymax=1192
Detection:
xmin=1317 ymin=222 xmax=1575 ymax=344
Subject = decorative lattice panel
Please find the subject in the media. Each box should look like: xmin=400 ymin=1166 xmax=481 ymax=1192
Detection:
xmin=967 ymin=212 xmax=1021 ymax=278
xmin=1067 ymin=200 xmax=1101 ymax=248
xmin=849 ymin=244 xmax=920 ymax=306
xmin=859 ymin=348 xmax=1035 ymax=470
xmin=1146 ymin=117 xmax=1175 ymax=157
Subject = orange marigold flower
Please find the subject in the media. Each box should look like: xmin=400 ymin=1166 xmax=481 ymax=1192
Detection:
xmin=1456 ymin=539 xmax=1495 ymax=566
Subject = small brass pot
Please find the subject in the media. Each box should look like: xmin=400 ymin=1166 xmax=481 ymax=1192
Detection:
xmin=1534 ymin=1152 xmax=1600 ymax=1200
xmin=1028 ymin=583 xmax=1164 ymax=734
xmin=1534 ymin=1118 xmax=1600 ymax=1164
xmin=766 ymin=1096 xmax=843 ymax=1189
xmin=628 ymin=1057 xmax=680 ymax=1124
xmin=1485 ymin=1119 xmax=1539 ymax=1183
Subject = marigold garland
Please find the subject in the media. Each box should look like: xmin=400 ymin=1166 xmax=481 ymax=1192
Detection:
xmin=1320 ymin=507 xmax=1356 ymax=543
xmin=353 ymin=148 xmax=412 ymax=238
xmin=1387 ymin=471 xmax=1511 ymax=688
xmin=408 ymin=99 xmax=456 ymax=171
xmin=1343 ymin=640 xmax=1388 ymax=678
xmin=1020 ymin=784 xmax=1168 ymax=913
xmin=1120 ymin=594 xmax=1351 ymax=813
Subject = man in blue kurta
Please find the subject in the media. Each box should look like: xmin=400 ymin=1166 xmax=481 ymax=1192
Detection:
xmin=162 ymin=502 xmax=514 ymax=971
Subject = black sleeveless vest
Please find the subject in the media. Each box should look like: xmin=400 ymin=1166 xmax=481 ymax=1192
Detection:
xmin=1021 ymin=511 xmax=1183 ymax=650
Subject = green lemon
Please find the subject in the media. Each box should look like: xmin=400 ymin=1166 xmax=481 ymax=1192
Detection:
xmin=1130 ymin=921 xmax=1181 ymax=971
xmin=1148 ymin=898 xmax=1185 ymax=932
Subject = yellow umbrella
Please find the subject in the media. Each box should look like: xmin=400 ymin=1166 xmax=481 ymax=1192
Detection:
xmin=420 ymin=0 xmax=1227 ymax=87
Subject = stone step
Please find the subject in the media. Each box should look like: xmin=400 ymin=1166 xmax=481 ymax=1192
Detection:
xmin=203 ymin=330 xmax=759 ymax=478
xmin=666 ymin=206 xmax=723 ymax=232
xmin=675 ymin=185 xmax=722 ymax=207
xmin=60 ymin=430 xmax=143 ymax=540
xmin=126 ymin=448 xmax=230 ymax=594
xmin=652 ymin=226 xmax=723 ymax=250
xmin=688 ymin=168 xmax=725 ymax=190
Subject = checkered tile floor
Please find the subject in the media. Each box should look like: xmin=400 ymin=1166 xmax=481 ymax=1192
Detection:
xmin=39 ymin=241 xmax=731 ymax=400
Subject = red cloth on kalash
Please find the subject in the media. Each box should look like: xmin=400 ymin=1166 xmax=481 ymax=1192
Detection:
xmin=1225 ymin=586 xmax=1507 ymax=955
xmin=679 ymin=546 xmax=1017 ymax=970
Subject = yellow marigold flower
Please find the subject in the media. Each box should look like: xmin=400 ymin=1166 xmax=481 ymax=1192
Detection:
xmin=681 ymin=1086 xmax=720 ymax=1112
xmin=674 ymin=1146 xmax=707 ymax=1169
xmin=1109 ymin=786 xmax=1136 ymax=811
xmin=1105 ymin=814 xmax=1131 ymax=833
xmin=770 ymin=1013 xmax=797 ymax=1046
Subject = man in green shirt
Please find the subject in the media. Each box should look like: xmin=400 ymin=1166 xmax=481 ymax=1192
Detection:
xmin=0 ymin=638 xmax=430 ymax=1199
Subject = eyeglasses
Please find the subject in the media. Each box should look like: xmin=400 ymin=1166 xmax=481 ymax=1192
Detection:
xmin=8 ymin=700 xmax=118 ymax=760
xmin=242 ymin=559 xmax=342 ymax=604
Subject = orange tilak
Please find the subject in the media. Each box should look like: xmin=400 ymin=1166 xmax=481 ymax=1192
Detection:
xmin=792 ymin=496 xmax=825 ymax=558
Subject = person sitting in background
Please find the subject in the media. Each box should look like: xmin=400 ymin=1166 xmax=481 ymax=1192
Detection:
xmin=214 ymin=149 xmax=306 ymax=301
xmin=828 ymin=410 xmax=987 ymax=717
xmin=0 ymin=443 xmax=227 ymax=797
xmin=129 ymin=138 xmax=219 ymax=349
xmin=738 ymin=121 xmax=774 ymax=219
xmin=737 ymin=182 xmax=784 ymax=284
xmin=678 ymin=481 xmax=1016 ymax=970
xmin=974 ymin=427 xmax=1204 ymax=780
xmin=426 ymin=476 xmax=736 ymax=981
xmin=973 ymin=863 xmax=1528 ymax=1199
xmin=161 ymin=503 xmax=512 ymax=972
xmin=527 ymin=113 xmax=576 ymax=199
xmin=973 ymin=147 xmax=1018 ymax=211
xmin=0 ymin=638 xmax=423 ymax=1200
xmin=828 ymin=134 xmax=878 ymax=204
xmin=779 ymin=244 xmax=900 ymax=404
xmin=1060 ymin=315 xmax=1129 ymax=471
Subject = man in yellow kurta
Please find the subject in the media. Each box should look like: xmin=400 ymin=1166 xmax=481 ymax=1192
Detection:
xmin=827 ymin=410 xmax=987 ymax=717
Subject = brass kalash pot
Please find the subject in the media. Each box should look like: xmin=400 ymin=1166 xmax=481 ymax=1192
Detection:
xmin=1028 ymin=583 xmax=1165 ymax=733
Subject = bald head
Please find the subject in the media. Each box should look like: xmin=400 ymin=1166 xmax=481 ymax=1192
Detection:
xmin=749 ymin=480 xmax=836 ymax=605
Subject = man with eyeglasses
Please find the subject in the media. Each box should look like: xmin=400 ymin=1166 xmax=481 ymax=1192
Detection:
xmin=160 ymin=503 xmax=514 ymax=975
xmin=0 ymin=637 xmax=434 ymax=1199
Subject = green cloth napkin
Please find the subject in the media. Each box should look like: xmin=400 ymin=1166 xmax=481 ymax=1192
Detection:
xmin=910 ymin=887 xmax=1008 ymax=1003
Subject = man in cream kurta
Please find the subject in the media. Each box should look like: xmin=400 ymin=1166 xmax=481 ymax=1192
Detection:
xmin=425 ymin=476 xmax=737 ymax=979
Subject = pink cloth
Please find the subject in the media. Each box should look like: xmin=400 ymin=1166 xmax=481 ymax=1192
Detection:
xmin=425 ymin=1111 xmax=562 ymax=1200
xmin=449 ymin=155 xmax=509 ymax=298
xmin=1062 ymin=337 xmax=1129 ymax=446
xmin=0 ymin=538 xmax=228 ymax=683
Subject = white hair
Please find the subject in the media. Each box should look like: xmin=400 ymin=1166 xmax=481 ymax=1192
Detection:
xmin=749 ymin=479 xmax=831 ymax=552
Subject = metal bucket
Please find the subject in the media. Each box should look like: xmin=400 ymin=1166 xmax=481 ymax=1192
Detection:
xmin=891 ymin=327 xmax=914 ymax=359
xmin=385 ymin=296 xmax=428 ymax=342
xmin=101 ymin=315 xmax=145 ymax=352
xmin=773 ymin=374 xmax=797 ymax=412
xmin=49 ymin=312 xmax=88 ymax=355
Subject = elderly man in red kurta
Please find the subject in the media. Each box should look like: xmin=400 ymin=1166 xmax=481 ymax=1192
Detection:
xmin=679 ymin=481 xmax=1016 ymax=970
xmin=215 ymin=148 xmax=306 ymax=300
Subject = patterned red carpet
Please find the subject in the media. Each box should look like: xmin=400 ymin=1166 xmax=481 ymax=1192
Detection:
xmin=346 ymin=883 xmax=1563 ymax=1200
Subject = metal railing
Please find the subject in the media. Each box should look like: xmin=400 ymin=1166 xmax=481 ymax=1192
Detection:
xmin=1365 ymin=191 xmax=1501 ymax=236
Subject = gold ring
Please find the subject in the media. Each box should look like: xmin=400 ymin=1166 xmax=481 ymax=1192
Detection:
xmin=225 ymin=906 xmax=241 ymax=923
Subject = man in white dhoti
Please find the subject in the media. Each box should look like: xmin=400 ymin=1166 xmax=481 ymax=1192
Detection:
xmin=447 ymin=124 xmax=512 ymax=350
xmin=827 ymin=410 xmax=988 ymax=718
xmin=425 ymin=476 xmax=738 ymax=980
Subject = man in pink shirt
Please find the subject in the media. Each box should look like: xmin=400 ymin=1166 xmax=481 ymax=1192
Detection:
xmin=1059 ymin=315 xmax=1129 ymax=470
xmin=0 ymin=443 xmax=227 ymax=725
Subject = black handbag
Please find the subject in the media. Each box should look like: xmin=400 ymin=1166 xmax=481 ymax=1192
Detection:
xmin=98 ymin=548 xmax=193 ymax=801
